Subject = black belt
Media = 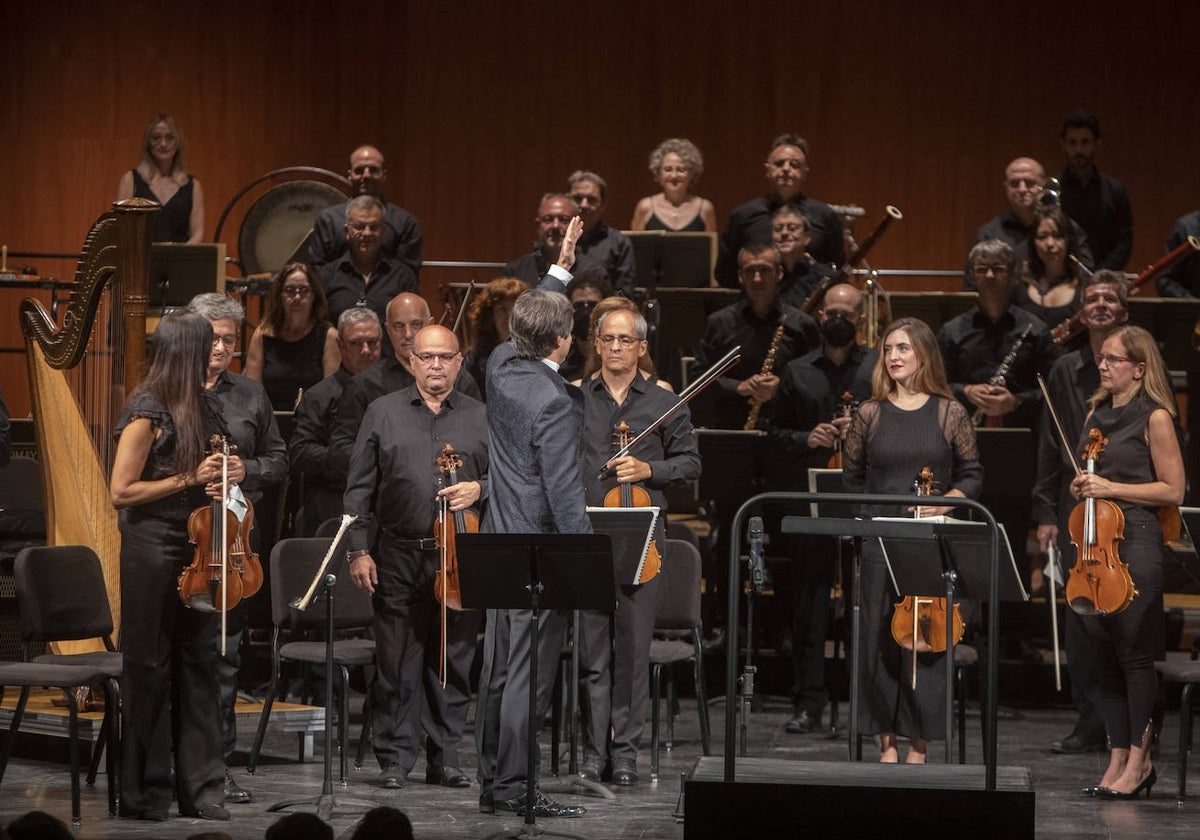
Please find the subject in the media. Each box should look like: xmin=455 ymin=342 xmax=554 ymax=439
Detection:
xmin=381 ymin=527 xmax=437 ymax=551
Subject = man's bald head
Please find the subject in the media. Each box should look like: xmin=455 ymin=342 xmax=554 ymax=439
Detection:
xmin=821 ymin=283 xmax=863 ymax=320
xmin=1004 ymin=157 xmax=1045 ymax=218
xmin=412 ymin=325 xmax=462 ymax=400
xmin=349 ymin=145 xmax=387 ymax=196
xmin=386 ymin=293 xmax=432 ymax=364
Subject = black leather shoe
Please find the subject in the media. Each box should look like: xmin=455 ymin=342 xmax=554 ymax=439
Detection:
xmin=195 ymin=803 xmax=231 ymax=821
xmin=1051 ymin=732 xmax=1106 ymax=754
xmin=611 ymin=758 xmax=639 ymax=786
xmin=578 ymin=756 xmax=605 ymax=782
xmin=493 ymin=790 xmax=586 ymax=818
xmin=376 ymin=764 xmax=409 ymax=789
xmin=785 ymin=710 xmax=816 ymax=734
xmin=1096 ymin=767 xmax=1157 ymax=800
xmin=224 ymin=769 xmax=253 ymax=804
xmin=479 ymin=790 xmax=495 ymax=814
xmin=426 ymin=765 xmax=471 ymax=788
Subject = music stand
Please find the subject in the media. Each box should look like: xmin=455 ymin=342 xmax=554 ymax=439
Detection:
xmin=875 ymin=518 xmax=1027 ymax=762
xmin=265 ymin=520 xmax=376 ymax=816
xmin=457 ymin=533 xmax=615 ymax=840
xmin=803 ymin=468 xmax=852 ymax=734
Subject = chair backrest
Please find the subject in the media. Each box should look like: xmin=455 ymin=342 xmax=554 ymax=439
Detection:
xmin=665 ymin=520 xmax=701 ymax=553
xmin=314 ymin=517 xmax=342 ymax=538
xmin=655 ymin=539 xmax=702 ymax=631
xmin=269 ymin=538 xmax=374 ymax=631
xmin=13 ymin=545 xmax=114 ymax=644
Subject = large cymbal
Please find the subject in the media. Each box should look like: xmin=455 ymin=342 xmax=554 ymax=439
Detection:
xmin=237 ymin=180 xmax=348 ymax=275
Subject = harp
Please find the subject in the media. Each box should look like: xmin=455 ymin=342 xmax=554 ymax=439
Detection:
xmin=18 ymin=198 xmax=159 ymax=652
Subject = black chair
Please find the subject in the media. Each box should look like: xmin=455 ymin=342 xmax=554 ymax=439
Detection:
xmin=0 ymin=545 xmax=122 ymax=823
xmin=247 ymin=538 xmax=375 ymax=784
xmin=648 ymin=538 xmax=710 ymax=780
xmin=1156 ymin=654 xmax=1200 ymax=798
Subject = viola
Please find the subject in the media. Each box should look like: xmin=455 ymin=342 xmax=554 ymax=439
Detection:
xmin=178 ymin=436 xmax=263 ymax=623
xmin=890 ymin=467 xmax=964 ymax=661
xmin=603 ymin=421 xmax=661 ymax=584
xmin=1066 ymin=428 xmax=1137 ymax=616
xmin=826 ymin=390 xmax=856 ymax=470
xmin=434 ymin=443 xmax=478 ymax=686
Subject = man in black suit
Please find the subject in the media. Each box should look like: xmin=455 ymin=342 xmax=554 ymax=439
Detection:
xmin=475 ymin=277 xmax=590 ymax=819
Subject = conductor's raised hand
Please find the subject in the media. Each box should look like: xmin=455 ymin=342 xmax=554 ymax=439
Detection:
xmin=556 ymin=216 xmax=584 ymax=271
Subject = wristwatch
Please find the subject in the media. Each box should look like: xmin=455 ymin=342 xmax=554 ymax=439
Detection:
xmin=346 ymin=549 xmax=370 ymax=561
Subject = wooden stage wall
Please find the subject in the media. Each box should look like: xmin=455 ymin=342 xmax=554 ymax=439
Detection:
xmin=2 ymin=1 xmax=1199 ymax=416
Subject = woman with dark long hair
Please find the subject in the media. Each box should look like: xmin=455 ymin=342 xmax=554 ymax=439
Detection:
xmin=1015 ymin=205 xmax=1087 ymax=327
xmin=842 ymin=317 xmax=983 ymax=763
xmin=109 ymin=313 xmax=231 ymax=822
xmin=1073 ymin=325 xmax=1184 ymax=799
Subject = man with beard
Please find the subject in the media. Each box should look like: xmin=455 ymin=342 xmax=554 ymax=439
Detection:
xmin=1032 ymin=271 xmax=1131 ymax=754
xmin=715 ymin=134 xmax=845 ymax=286
xmin=1057 ymin=111 xmax=1133 ymax=272
xmin=768 ymin=283 xmax=876 ymax=733
xmin=504 ymin=193 xmax=605 ymax=291
xmin=309 ymin=144 xmax=423 ymax=278
xmin=344 ymin=324 xmax=487 ymax=790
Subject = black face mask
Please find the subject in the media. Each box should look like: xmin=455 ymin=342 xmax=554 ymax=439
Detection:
xmin=821 ymin=312 xmax=856 ymax=348
xmin=572 ymin=301 xmax=596 ymax=342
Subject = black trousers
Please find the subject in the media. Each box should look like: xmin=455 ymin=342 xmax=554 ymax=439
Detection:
xmin=120 ymin=517 xmax=225 ymax=816
xmin=788 ymin=535 xmax=834 ymax=718
xmin=578 ymin=575 xmax=659 ymax=764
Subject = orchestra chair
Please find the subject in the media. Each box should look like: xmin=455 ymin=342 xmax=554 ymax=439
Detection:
xmin=1155 ymin=653 xmax=1200 ymax=798
xmin=0 ymin=545 xmax=121 ymax=822
xmin=648 ymin=538 xmax=710 ymax=780
xmin=247 ymin=538 xmax=375 ymax=785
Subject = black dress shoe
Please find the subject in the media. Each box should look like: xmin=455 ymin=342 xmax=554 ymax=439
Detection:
xmin=1051 ymin=732 xmax=1106 ymax=754
xmin=426 ymin=765 xmax=471 ymax=788
xmin=785 ymin=710 xmax=816 ymax=734
xmin=611 ymin=758 xmax=639 ymax=786
xmin=195 ymin=804 xmax=231 ymax=821
xmin=578 ymin=756 xmax=605 ymax=782
xmin=479 ymin=790 xmax=495 ymax=814
xmin=224 ymin=769 xmax=254 ymax=804
xmin=376 ymin=764 xmax=409 ymax=789
xmin=1097 ymin=767 xmax=1157 ymax=800
xmin=493 ymin=790 xmax=586 ymax=818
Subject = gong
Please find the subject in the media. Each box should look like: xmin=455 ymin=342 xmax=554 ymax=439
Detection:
xmin=237 ymin=180 xmax=349 ymax=276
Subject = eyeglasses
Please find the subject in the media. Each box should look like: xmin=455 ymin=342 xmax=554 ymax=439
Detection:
xmin=596 ymin=334 xmax=641 ymax=347
xmin=348 ymin=221 xmax=382 ymax=233
xmin=413 ymin=351 xmax=460 ymax=365
xmin=211 ymin=335 xmax=237 ymax=347
xmin=282 ymin=285 xmax=313 ymax=298
xmin=772 ymin=222 xmax=805 ymax=234
xmin=971 ymin=264 xmax=1010 ymax=278
xmin=539 ymin=214 xmax=573 ymax=226
xmin=1096 ymin=353 xmax=1135 ymax=367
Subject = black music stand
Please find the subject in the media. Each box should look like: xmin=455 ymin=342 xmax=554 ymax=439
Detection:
xmin=805 ymin=468 xmax=852 ymax=734
xmin=457 ymin=533 xmax=614 ymax=840
xmin=875 ymin=518 xmax=1027 ymax=763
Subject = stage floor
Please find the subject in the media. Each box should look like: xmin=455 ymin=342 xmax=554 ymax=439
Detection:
xmin=0 ymin=692 xmax=1197 ymax=839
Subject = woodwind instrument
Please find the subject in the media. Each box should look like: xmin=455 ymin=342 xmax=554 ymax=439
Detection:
xmin=1052 ymin=235 xmax=1200 ymax=346
xmin=743 ymin=325 xmax=785 ymax=430
xmin=972 ymin=323 xmax=1033 ymax=427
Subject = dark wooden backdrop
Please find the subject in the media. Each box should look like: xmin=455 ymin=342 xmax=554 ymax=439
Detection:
xmin=2 ymin=0 xmax=1198 ymax=416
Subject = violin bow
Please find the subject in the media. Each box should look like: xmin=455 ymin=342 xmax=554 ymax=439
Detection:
xmin=450 ymin=279 xmax=477 ymax=339
xmin=293 ymin=514 xmax=359 ymax=612
xmin=1036 ymin=374 xmax=1083 ymax=478
xmin=598 ymin=345 xmax=742 ymax=478
xmin=220 ymin=442 xmax=230 ymax=654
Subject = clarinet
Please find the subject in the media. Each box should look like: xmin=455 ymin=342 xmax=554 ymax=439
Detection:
xmin=972 ymin=323 xmax=1033 ymax=426
xmin=744 ymin=324 xmax=785 ymax=430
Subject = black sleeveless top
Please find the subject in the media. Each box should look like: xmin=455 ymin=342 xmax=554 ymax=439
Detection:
xmin=131 ymin=170 xmax=194 ymax=243
xmin=645 ymin=211 xmax=706 ymax=232
xmin=1077 ymin=393 xmax=1158 ymax=517
xmin=261 ymin=322 xmax=331 ymax=411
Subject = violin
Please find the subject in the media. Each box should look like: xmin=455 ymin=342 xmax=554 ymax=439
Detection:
xmin=1066 ymin=428 xmax=1137 ymax=616
xmin=434 ymin=443 xmax=478 ymax=685
xmin=603 ymin=421 xmax=661 ymax=584
xmin=826 ymin=391 xmax=855 ymax=469
xmin=890 ymin=467 xmax=964 ymax=663
xmin=178 ymin=436 xmax=263 ymax=632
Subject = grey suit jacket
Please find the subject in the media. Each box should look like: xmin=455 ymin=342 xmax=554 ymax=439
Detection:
xmin=481 ymin=342 xmax=591 ymax=536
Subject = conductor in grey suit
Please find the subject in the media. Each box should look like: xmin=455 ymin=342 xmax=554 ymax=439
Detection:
xmin=475 ymin=281 xmax=591 ymax=819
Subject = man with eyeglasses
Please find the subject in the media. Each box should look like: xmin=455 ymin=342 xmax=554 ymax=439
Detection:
xmin=344 ymin=324 xmax=487 ymax=791
xmin=689 ymin=242 xmax=819 ymax=429
xmin=576 ymin=307 xmax=700 ymax=785
xmin=326 ymin=293 xmax=481 ymax=485
xmin=968 ymin=156 xmax=1093 ymax=289
xmin=309 ymin=144 xmax=423 ymax=277
xmin=289 ymin=307 xmax=383 ymax=536
xmin=715 ymin=133 xmax=845 ymax=287
xmin=503 ymin=193 xmax=605 ymax=292
xmin=771 ymin=203 xmax=837 ymax=309
xmin=566 ymin=171 xmax=635 ymax=296
xmin=1032 ymin=270 xmax=1132 ymax=756
xmin=318 ymin=194 xmax=420 ymax=336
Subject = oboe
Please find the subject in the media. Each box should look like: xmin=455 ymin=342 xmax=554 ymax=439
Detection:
xmin=972 ymin=323 xmax=1033 ymax=427
xmin=743 ymin=324 xmax=785 ymax=430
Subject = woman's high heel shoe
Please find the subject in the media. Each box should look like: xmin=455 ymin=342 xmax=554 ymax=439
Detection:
xmin=1097 ymin=766 xmax=1156 ymax=800
xmin=1081 ymin=784 xmax=1105 ymax=797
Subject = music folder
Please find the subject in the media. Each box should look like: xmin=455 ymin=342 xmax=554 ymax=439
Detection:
xmin=586 ymin=506 xmax=660 ymax=586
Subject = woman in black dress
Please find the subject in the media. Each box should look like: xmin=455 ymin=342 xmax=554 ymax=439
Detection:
xmin=116 ymin=113 xmax=204 ymax=244
xmin=1014 ymin=205 xmax=1087 ymax=328
xmin=109 ymin=313 xmax=230 ymax=821
xmin=243 ymin=262 xmax=339 ymax=415
xmin=628 ymin=138 xmax=717 ymax=232
xmin=842 ymin=317 xmax=983 ymax=763
xmin=1070 ymin=325 xmax=1184 ymax=799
